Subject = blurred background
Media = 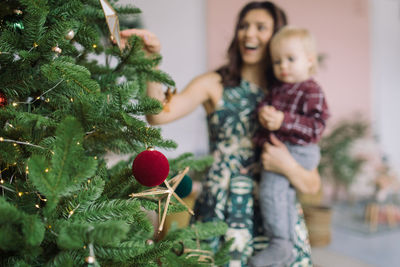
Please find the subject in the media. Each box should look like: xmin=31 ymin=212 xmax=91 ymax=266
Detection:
xmin=120 ymin=1 xmax=400 ymax=266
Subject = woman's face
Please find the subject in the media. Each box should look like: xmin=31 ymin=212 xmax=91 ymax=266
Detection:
xmin=237 ymin=9 xmax=274 ymax=66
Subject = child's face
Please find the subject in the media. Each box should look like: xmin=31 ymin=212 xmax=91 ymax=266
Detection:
xmin=271 ymin=37 xmax=313 ymax=84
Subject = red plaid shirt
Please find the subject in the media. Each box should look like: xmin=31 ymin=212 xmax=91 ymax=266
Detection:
xmin=254 ymin=79 xmax=330 ymax=146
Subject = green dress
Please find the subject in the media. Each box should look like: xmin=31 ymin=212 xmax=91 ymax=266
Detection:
xmin=193 ymin=80 xmax=312 ymax=266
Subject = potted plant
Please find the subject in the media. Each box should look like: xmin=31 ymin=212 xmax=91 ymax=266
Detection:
xmin=300 ymin=117 xmax=368 ymax=246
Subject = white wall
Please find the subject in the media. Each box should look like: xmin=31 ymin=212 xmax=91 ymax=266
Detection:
xmin=122 ymin=0 xmax=209 ymax=158
xmin=370 ymin=0 xmax=400 ymax=173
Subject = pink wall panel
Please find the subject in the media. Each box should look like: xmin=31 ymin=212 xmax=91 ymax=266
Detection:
xmin=206 ymin=0 xmax=371 ymax=124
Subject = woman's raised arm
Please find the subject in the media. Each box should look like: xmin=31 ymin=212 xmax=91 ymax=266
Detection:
xmin=261 ymin=134 xmax=321 ymax=194
xmin=120 ymin=29 xmax=221 ymax=125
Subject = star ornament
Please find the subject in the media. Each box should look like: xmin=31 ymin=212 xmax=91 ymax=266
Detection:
xmin=129 ymin=167 xmax=194 ymax=233
xmin=99 ymin=0 xmax=122 ymax=51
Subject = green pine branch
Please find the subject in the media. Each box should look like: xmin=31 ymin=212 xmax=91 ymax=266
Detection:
xmin=0 ymin=0 xmax=228 ymax=265
xmin=28 ymin=117 xmax=97 ymax=212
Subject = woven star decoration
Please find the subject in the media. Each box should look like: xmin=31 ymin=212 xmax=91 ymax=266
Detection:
xmin=129 ymin=166 xmax=194 ymax=233
xmin=99 ymin=0 xmax=122 ymax=51
xmin=173 ymin=225 xmax=214 ymax=264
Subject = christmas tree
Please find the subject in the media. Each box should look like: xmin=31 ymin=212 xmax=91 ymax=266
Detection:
xmin=0 ymin=0 xmax=230 ymax=266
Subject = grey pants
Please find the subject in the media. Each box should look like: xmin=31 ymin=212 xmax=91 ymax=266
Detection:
xmin=259 ymin=143 xmax=320 ymax=241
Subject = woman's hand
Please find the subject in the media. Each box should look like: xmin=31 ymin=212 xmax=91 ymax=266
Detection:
xmin=120 ymin=29 xmax=161 ymax=54
xmin=261 ymin=134 xmax=321 ymax=194
xmin=261 ymin=134 xmax=297 ymax=174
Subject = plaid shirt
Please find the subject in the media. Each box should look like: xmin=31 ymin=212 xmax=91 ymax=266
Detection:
xmin=254 ymin=79 xmax=330 ymax=146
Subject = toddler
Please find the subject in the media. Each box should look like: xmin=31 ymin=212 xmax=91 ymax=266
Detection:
xmin=250 ymin=26 xmax=330 ymax=267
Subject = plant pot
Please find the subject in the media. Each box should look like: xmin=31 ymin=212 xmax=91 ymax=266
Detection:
xmin=303 ymin=204 xmax=332 ymax=247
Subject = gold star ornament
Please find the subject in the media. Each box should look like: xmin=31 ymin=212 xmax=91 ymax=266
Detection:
xmin=129 ymin=167 xmax=194 ymax=233
xmin=99 ymin=0 xmax=122 ymax=51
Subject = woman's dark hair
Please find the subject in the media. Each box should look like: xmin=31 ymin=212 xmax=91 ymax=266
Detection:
xmin=217 ymin=1 xmax=287 ymax=87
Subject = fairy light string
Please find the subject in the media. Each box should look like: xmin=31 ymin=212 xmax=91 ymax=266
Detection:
xmin=13 ymin=79 xmax=64 ymax=106
xmin=0 ymin=137 xmax=45 ymax=150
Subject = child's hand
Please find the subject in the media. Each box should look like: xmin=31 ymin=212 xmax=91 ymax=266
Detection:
xmin=259 ymin=105 xmax=284 ymax=131
xmin=119 ymin=29 xmax=161 ymax=55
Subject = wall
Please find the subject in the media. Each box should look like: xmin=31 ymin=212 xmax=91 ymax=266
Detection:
xmin=120 ymin=0 xmax=209 ymax=158
xmin=206 ymin=0 xmax=371 ymax=125
xmin=369 ymin=0 xmax=400 ymax=173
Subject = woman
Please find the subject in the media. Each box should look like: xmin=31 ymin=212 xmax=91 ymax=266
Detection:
xmin=121 ymin=2 xmax=320 ymax=266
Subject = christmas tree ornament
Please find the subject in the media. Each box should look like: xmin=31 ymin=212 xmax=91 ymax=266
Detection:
xmin=162 ymin=87 xmax=177 ymax=112
xmin=1 ymin=16 xmax=24 ymax=32
xmin=13 ymin=53 xmax=21 ymax=62
xmin=132 ymin=148 xmax=169 ymax=187
xmin=130 ymin=167 xmax=194 ymax=233
xmin=175 ymin=174 xmax=192 ymax=198
xmin=0 ymin=92 xmax=7 ymax=107
xmin=51 ymin=46 xmax=62 ymax=54
xmin=173 ymin=226 xmax=215 ymax=264
xmin=146 ymin=239 xmax=154 ymax=245
xmin=13 ymin=10 xmax=23 ymax=15
xmin=65 ymin=30 xmax=75 ymax=40
xmin=99 ymin=0 xmax=122 ymax=51
xmin=0 ymin=2 xmax=24 ymax=32
xmin=11 ymin=20 xmax=24 ymax=31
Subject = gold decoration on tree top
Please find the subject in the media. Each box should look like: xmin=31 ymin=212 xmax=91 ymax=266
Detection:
xmin=99 ymin=0 xmax=122 ymax=51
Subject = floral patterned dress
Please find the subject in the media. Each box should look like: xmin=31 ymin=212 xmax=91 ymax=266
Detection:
xmin=193 ymin=80 xmax=312 ymax=266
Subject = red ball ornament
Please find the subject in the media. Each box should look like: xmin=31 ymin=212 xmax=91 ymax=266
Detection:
xmin=0 ymin=92 xmax=7 ymax=107
xmin=132 ymin=148 xmax=169 ymax=187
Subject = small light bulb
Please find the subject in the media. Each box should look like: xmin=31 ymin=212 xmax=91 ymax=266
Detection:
xmin=18 ymin=192 xmax=23 ymax=197
xmin=86 ymin=256 xmax=95 ymax=264
xmin=45 ymin=168 xmax=49 ymax=173
xmin=35 ymin=204 xmax=40 ymax=208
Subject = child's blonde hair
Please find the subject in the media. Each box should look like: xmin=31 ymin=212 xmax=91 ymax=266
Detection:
xmin=270 ymin=25 xmax=318 ymax=75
